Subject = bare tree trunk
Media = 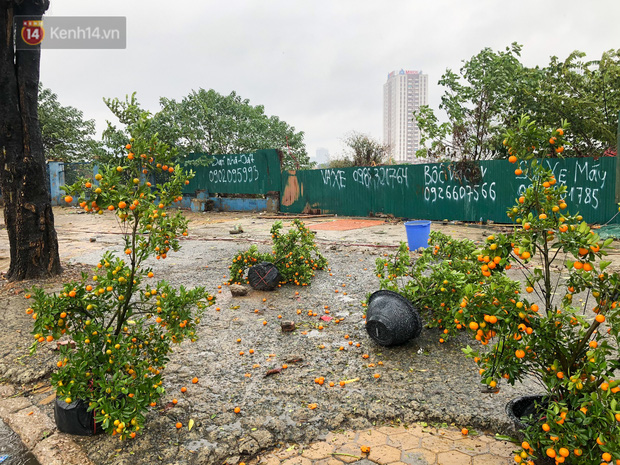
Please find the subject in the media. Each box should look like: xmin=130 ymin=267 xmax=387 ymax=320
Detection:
xmin=0 ymin=0 xmax=60 ymax=281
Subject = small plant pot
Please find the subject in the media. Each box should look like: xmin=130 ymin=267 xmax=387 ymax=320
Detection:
xmin=54 ymin=397 xmax=102 ymax=436
xmin=366 ymin=290 xmax=423 ymax=346
xmin=248 ymin=262 xmax=282 ymax=291
xmin=506 ymin=395 xmax=547 ymax=431
xmin=506 ymin=395 xmax=556 ymax=465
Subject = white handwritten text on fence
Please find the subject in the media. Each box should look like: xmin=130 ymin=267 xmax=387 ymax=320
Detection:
xmin=423 ymin=165 xmax=496 ymax=204
xmin=208 ymin=153 xmax=260 ymax=185
xmin=516 ymin=159 xmax=607 ymax=210
xmin=320 ymin=167 xmax=409 ymax=190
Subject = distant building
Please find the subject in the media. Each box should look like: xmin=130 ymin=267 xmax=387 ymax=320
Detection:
xmin=383 ymin=70 xmax=428 ymax=163
xmin=314 ymin=147 xmax=330 ymax=165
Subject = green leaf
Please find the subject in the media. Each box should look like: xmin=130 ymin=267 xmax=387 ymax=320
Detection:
xmin=461 ymin=345 xmax=474 ymax=355
xmin=29 ymin=342 xmax=38 ymax=356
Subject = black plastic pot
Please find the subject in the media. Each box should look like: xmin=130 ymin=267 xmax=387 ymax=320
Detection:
xmin=54 ymin=397 xmax=102 ymax=436
xmin=507 ymin=396 xmax=573 ymax=465
xmin=365 ymin=290 xmax=423 ymax=346
xmin=506 ymin=395 xmax=547 ymax=431
xmin=248 ymin=262 xmax=282 ymax=291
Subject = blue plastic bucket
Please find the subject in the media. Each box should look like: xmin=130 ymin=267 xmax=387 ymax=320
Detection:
xmin=404 ymin=220 xmax=431 ymax=250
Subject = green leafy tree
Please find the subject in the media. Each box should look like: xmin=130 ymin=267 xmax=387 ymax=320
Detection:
xmin=342 ymin=132 xmax=389 ymax=166
xmin=156 ymin=89 xmax=310 ymax=169
xmin=535 ymin=49 xmax=620 ymax=157
xmin=30 ymin=106 xmax=213 ymax=439
xmin=100 ymin=93 xmax=148 ymax=165
xmin=327 ymin=158 xmax=355 ymax=169
xmin=416 ymin=45 xmax=620 ymax=162
xmin=38 ymin=85 xmax=102 ymax=162
xmin=414 ymin=43 xmax=527 ymax=162
xmin=377 ymin=117 xmax=620 ymax=464
xmin=102 ymin=90 xmax=311 ymax=170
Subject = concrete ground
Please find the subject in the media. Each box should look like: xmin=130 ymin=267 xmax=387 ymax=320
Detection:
xmin=0 ymin=383 xmax=515 ymax=465
xmin=1 ymin=207 xmax=610 ymax=464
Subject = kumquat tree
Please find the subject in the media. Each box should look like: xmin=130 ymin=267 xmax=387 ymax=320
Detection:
xmin=228 ymin=219 xmax=327 ymax=287
xmin=471 ymin=117 xmax=620 ymax=465
xmin=27 ymin=112 xmax=214 ymax=439
xmin=375 ymin=116 xmax=620 ymax=464
xmin=374 ymin=230 xmax=519 ymax=345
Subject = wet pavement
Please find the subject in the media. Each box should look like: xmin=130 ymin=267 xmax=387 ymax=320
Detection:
xmin=0 ymin=208 xmax=616 ymax=464
xmin=0 ymin=420 xmax=39 ymax=465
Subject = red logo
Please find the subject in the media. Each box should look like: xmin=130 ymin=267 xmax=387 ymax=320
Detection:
xmin=21 ymin=20 xmax=45 ymax=46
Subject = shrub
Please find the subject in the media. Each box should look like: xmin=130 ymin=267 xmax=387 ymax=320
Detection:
xmin=28 ymin=113 xmax=214 ymax=439
xmin=374 ymin=231 xmax=516 ymax=342
xmin=228 ymin=219 xmax=327 ymax=286
xmin=472 ymin=117 xmax=620 ymax=465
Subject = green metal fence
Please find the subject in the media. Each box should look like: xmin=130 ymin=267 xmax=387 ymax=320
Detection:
xmin=280 ymin=157 xmax=617 ymax=224
xmin=182 ymin=149 xmax=282 ymax=195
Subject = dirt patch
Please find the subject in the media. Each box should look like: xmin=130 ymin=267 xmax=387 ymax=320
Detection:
xmin=308 ymin=219 xmax=387 ymax=231
xmin=0 ymin=263 xmax=93 ymax=390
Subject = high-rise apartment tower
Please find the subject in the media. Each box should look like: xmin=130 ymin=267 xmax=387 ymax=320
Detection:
xmin=383 ymin=70 xmax=428 ymax=163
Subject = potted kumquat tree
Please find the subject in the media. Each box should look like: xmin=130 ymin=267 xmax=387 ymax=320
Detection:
xmin=28 ymin=113 xmax=214 ymax=439
xmin=374 ymin=116 xmax=620 ymax=464
xmin=228 ymin=219 xmax=327 ymax=289
xmin=373 ymin=228 xmax=519 ymax=346
xmin=467 ymin=117 xmax=620 ymax=465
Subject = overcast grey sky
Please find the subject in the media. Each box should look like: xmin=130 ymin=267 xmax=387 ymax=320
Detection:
xmin=41 ymin=1 xmax=620 ymax=160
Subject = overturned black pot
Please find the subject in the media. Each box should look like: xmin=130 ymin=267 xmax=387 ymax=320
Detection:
xmin=54 ymin=397 xmax=102 ymax=436
xmin=365 ymin=290 xmax=423 ymax=346
xmin=248 ymin=262 xmax=282 ymax=291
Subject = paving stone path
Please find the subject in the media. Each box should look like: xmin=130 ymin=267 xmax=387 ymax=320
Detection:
xmin=254 ymin=425 xmax=515 ymax=465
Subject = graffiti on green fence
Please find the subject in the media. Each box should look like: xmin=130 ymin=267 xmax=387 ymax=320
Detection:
xmin=281 ymin=157 xmax=617 ymax=224
xmin=533 ymin=158 xmax=608 ymax=210
xmin=183 ymin=149 xmax=282 ymax=195
xmin=422 ymin=164 xmax=497 ymax=204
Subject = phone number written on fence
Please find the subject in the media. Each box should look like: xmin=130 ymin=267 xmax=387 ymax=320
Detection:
xmin=423 ymin=164 xmax=497 ymax=203
xmin=208 ymin=166 xmax=260 ymax=184
xmin=320 ymin=167 xmax=410 ymax=190
xmin=351 ymin=167 xmax=409 ymax=189
xmin=424 ymin=182 xmax=497 ymax=203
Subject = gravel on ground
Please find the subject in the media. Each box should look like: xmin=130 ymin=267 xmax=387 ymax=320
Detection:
xmin=0 ymin=208 xmax=616 ymax=465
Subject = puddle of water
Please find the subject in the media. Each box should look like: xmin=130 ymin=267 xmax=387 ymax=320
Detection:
xmin=184 ymin=438 xmax=217 ymax=452
xmin=306 ymin=330 xmax=323 ymax=338
xmin=0 ymin=421 xmax=40 ymax=465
